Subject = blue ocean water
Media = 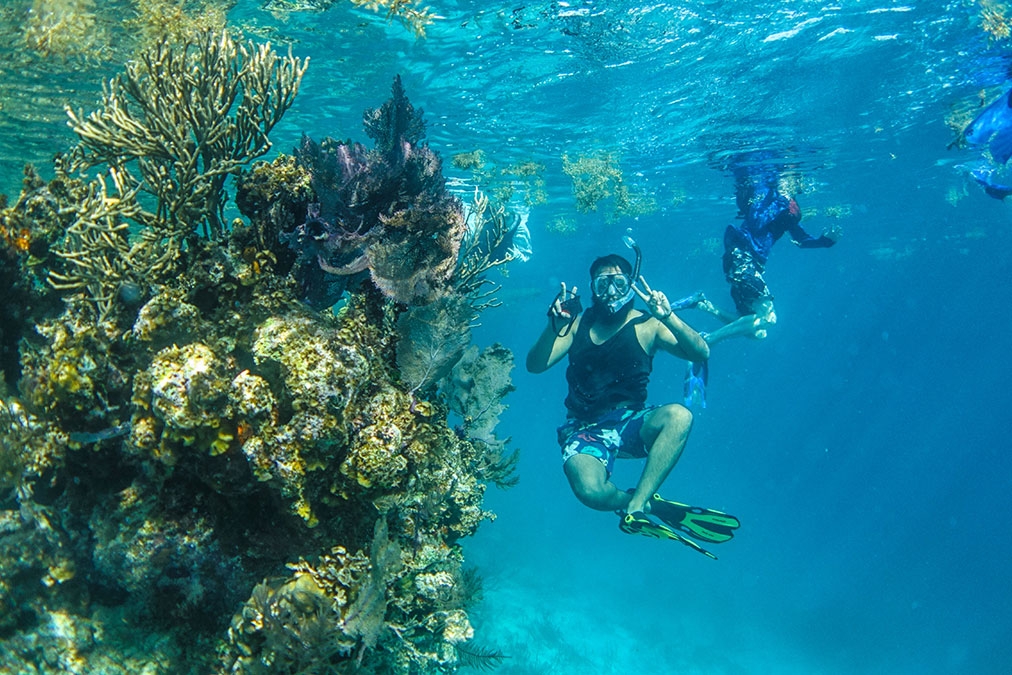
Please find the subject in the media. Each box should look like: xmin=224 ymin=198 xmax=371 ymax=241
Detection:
xmin=2 ymin=1 xmax=1011 ymax=673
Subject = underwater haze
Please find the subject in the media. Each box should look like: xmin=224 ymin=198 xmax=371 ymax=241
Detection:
xmin=2 ymin=0 xmax=1011 ymax=673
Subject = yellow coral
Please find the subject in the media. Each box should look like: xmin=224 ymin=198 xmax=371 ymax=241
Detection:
xmin=42 ymin=559 xmax=76 ymax=586
xmin=208 ymin=428 xmax=234 ymax=456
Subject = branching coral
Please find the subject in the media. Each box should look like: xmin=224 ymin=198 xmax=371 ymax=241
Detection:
xmin=452 ymin=188 xmax=528 ymax=310
xmin=66 ymin=29 xmax=308 ymax=240
xmin=46 ymin=169 xmax=164 ymax=324
xmin=44 ymin=30 xmax=307 ymax=326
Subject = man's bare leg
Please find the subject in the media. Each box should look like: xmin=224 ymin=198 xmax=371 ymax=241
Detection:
xmin=563 ymin=455 xmax=630 ymax=511
xmin=626 ymin=404 xmax=693 ymax=514
xmin=703 ymin=299 xmax=777 ymax=346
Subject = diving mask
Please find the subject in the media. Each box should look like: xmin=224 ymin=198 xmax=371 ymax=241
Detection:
xmin=591 ymin=273 xmax=632 ymax=297
xmin=593 ymin=273 xmax=635 ymax=314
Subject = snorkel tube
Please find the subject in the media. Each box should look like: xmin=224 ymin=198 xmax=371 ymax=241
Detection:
xmin=622 ymin=229 xmax=642 ymax=283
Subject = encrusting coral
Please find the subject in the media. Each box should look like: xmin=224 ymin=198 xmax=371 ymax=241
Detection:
xmin=0 ymin=29 xmax=520 ymax=675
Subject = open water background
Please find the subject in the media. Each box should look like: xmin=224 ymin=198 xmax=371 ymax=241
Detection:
xmin=2 ymin=1 xmax=1011 ymax=672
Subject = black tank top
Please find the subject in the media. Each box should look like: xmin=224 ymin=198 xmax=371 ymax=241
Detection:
xmin=564 ymin=312 xmax=653 ymax=420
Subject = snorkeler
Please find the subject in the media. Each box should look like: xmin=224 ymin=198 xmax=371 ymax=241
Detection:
xmin=681 ymin=156 xmax=841 ymax=407
xmin=526 ymin=237 xmax=740 ymax=558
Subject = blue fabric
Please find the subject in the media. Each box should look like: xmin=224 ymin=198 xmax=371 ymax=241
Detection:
xmin=725 ymin=184 xmax=830 ymax=264
xmin=556 ymin=406 xmax=658 ymax=476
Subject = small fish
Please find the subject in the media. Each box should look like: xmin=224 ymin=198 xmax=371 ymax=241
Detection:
xmin=964 ymin=89 xmax=1012 ymax=164
xmin=68 ymin=423 xmax=131 ymax=445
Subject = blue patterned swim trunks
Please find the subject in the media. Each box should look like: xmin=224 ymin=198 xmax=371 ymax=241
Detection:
xmin=557 ymin=406 xmax=659 ymax=476
xmin=722 ymin=246 xmax=772 ymax=316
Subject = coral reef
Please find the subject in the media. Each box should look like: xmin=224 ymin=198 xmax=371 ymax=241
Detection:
xmin=286 ymin=74 xmax=466 ymax=307
xmin=0 ymin=39 xmax=518 ymax=674
xmin=66 ymin=28 xmax=308 ymax=240
xmin=0 ymin=165 xmax=75 ymax=387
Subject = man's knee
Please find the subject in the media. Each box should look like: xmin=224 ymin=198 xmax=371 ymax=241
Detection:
xmin=564 ymin=457 xmax=611 ymax=509
xmin=570 ymin=481 xmax=610 ymax=509
xmin=652 ymin=403 xmax=693 ymax=436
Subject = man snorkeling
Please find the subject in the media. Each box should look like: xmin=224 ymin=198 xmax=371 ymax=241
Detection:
xmin=526 ymin=240 xmax=740 ymax=558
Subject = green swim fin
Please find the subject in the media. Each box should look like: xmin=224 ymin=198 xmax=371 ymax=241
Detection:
xmin=649 ymin=494 xmax=740 ymax=544
xmin=619 ymin=511 xmax=718 ymax=560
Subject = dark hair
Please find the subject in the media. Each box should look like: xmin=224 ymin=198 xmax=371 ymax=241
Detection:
xmin=589 ymin=254 xmax=632 ymax=279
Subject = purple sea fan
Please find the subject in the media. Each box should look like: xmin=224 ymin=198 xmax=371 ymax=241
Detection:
xmin=288 ymin=75 xmax=466 ymax=306
xmin=281 ymin=203 xmax=371 ymax=275
xmin=368 ymin=196 xmax=466 ymax=305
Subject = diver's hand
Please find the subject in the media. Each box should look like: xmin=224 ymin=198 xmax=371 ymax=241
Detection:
xmin=823 ymin=223 xmax=843 ymax=243
xmin=633 ymin=276 xmax=672 ymax=319
xmin=548 ymin=282 xmax=579 ymax=319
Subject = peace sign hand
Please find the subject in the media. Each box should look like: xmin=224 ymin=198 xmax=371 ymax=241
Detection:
xmin=633 ymin=275 xmax=672 ymax=320
xmin=549 ymin=281 xmax=579 ymax=319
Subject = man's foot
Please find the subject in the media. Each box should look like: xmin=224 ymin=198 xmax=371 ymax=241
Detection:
xmin=755 ymin=299 xmax=777 ymax=325
xmin=751 ymin=316 xmax=769 ymax=340
xmin=648 ymin=495 xmax=740 ymax=544
xmin=618 ymin=511 xmax=718 ymax=559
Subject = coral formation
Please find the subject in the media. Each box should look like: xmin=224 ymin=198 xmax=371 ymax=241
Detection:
xmin=0 ymin=37 xmax=518 ymax=674
xmin=287 ymin=74 xmax=465 ymax=307
xmin=66 ymin=29 xmax=308 ymax=240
